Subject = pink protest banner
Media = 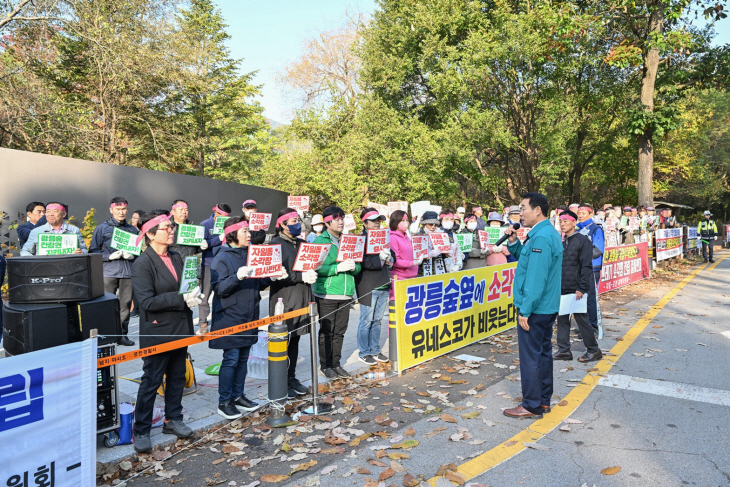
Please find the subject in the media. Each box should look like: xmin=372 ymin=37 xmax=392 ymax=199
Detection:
xmin=477 ymin=230 xmax=490 ymax=249
xmin=412 ymin=235 xmax=428 ymax=260
xmin=247 ymin=244 xmax=283 ymax=278
xmin=249 ymin=212 xmax=272 ymax=231
xmin=292 ymin=243 xmax=331 ymax=272
xmin=343 ymin=214 xmax=357 ymax=232
xmin=428 ymin=232 xmax=451 ymax=254
xmin=336 ymin=234 xmax=366 ymax=262
xmin=366 ymin=229 xmax=390 ymax=254
xmin=287 ymin=196 xmax=310 ymax=212
xmin=388 ymin=201 xmax=408 ymax=216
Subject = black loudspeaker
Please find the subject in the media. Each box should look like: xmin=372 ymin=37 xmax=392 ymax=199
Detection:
xmin=7 ymin=253 xmax=104 ymax=304
xmin=2 ymin=302 xmax=69 ymax=356
xmin=68 ymin=293 xmax=121 ymax=345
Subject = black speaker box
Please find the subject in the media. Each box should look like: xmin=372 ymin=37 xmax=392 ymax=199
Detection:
xmin=68 ymin=293 xmax=121 ymax=345
xmin=7 ymin=253 xmax=104 ymax=304
xmin=2 ymin=302 xmax=69 ymax=356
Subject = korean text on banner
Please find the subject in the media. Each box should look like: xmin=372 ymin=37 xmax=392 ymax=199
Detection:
xmin=484 ymin=227 xmax=505 ymax=245
xmin=394 ymin=263 xmax=517 ymax=372
xmin=213 ymin=216 xmax=228 ymax=235
xmin=366 ymin=229 xmax=390 ymax=254
xmin=343 ymin=214 xmax=357 ymax=232
xmin=287 ymin=196 xmax=310 ymax=212
xmin=687 ymin=227 xmax=699 ymax=250
xmin=516 ymin=227 xmax=531 ymax=243
xmin=249 ymin=213 xmax=272 ymax=232
xmin=599 ymin=242 xmax=650 ymax=293
xmin=38 ymin=233 xmax=79 ymax=256
xmin=179 ymin=256 xmax=199 ymax=294
xmin=655 ymin=228 xmax=683 ymax=261
xmin=368 ymin=202 xmax=389 ymax=217
xmin=428 ymin=233 xmax=451 ymax=254
xmin=247 ymin=244 xmax=283 ymax=278
xmin=110 ymin=228 xmax=141 ymax=255
xmin=387 ymin=201 xmax=408 ymax=216
xmin=293 ymin=243 xmax=331 ymax=272
xmin=455 ymin=233 xmax=473 ymax=253
xmin=629 ymin=217 xmax=640 ymax=231
xmin=336 ymin=235 xmax=366 ymax=262
xmin=176 ymin=224 xmax=205 ymax=246
xmin=412 ymin=235 xmax=429 ymax=260
xmin=0 ymin=339 xmax=96 ymax=486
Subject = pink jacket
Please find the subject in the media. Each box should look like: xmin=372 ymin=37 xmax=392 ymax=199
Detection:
xmin=389 ymin=230 xmax=418 ymax=300
xmin=485 ymin=244 xmax=509 ymax=266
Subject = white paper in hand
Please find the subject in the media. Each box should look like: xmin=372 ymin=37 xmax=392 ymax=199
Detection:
xmin=559 ymin=293 xmax=588 ymax=316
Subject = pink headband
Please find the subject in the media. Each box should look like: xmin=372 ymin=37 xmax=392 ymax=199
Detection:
xmin=46 ymin=204 xmax=65 ymax=211
xmin=361 ymin=211 xmax=380 ymax=221
xmin=559 ymin=214 xmax=576 ymax=222
xmin=224 ymin=221 xmax=249 ymax=236
xmin=276 ymin=211 xmax=299 ymax=226
xmin=171 ymin=203 xmax=188 ymax=210
xmin=463 ymin=215 xmax=476 ymax=222
xmin=242 ymin=199 xmax=256 ymax=207
xmin=472 ymin=206 xmax=481 ymax=211
xmin=136 ymin=213 xmax=170 ymax=246
xmin=110 ymin=203 xmax=127 ymax=209
xmin=578 ymin=206 xmax=593 ymax=213
xmin=439 ymin=213 xmax=454 ymax=219
xmin=212 ymin=205 xmax=230 ymax=216
xmin=323 ymin=214 xmax=343 ymax=223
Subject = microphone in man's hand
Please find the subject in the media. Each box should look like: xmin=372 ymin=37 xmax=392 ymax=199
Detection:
xmin=494 ymin=223 xmax=521 ymax=247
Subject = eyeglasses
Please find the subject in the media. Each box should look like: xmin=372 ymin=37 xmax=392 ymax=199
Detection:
xmin=157 ymin=226 xmax=174 ymax=233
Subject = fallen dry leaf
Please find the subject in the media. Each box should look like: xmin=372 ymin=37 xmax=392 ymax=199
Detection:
xmin=404 ymin=428 xmax=416 ymax=437
xmin=391 ymin=439 xmax=419 ymax=449
xmin=440 ymin=414 xmax=458 ymax=423
xmin=558 ymin=400 xmax=568 ymax=407
xmin=259 ymin=474 xmax=290 ymax=483
xmin=379 ymin=467 xmax=396 ymax=481
xmin=403 ymin=472 xmax=419 ymax=486
xmin=504 ymin=440 xmax=519 ymax=447
xmin=152 ymin=451 xmax=172 ymax=461
xmin=212 ymin=458 xmax=226 ymax=465
xmin=601 ymin=466 xmax=621 ymax=475
xmin=388 ymin=452 xmax=410 ymax=460
xmin=461 ymin=411 xmax=481 ymax=420
xmin=369 ymin=459 xmax=388 ymax=467
xmin=290 ymin=459 xmax=317 ymax=474
xmin=357 ymin=467 xmax=371 ymax=475
xmin=445 ymin=470 xmax=466 ymax=485
xmin=436 ymin=464 xmax=460 ymax=476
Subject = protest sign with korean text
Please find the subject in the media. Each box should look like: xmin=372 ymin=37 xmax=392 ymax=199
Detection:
xmin=343 ymin=214 xmax=357 ymax=232
xmin=455 ymin=233 xmax=473 ymax=253
xmin=179 ymin=256 xmax=199 ymax=294
xmin=428 ymin=232 xmax=451 ymax=254
xmin=292 ymin=243 xmax=331 ymax=272
xmin=176 ymin=224 xmax=205 ymax=246
xmin=109 ymin=228 xmax=141 ymax=255
xmin=599 ymin=242 xmax=650 ymax=294
xmin=387 ymin=201 xmax=408 ymax=216
xmin=368 ymin=202 xmax=389 ymax=217
xmin=687 ymin=227 xmax=699 ymax=250
xmin=249 ymin=213 xmax=272 ymax=232
xmin=287 ymin=196 xmax=310 ymax=212
xmin=366 ymin=229 xmax=390 ymax=254
xmin=515 ymin=227 xmax=531 ymax=243
xmin=247 ymin=244 xmax=283 ymax=278
xmin=412 ymin=235 xmax=429 ymax=260
xmin=655 ymin=228 xmax=683 ymax=261
xmin=336 ymin=234 xmax=366 ymax=262
xmin=485 ymin=227 xmax=505 ymax=245
xmin=394 ymin=263 xmax=517 ymax=372
xmin=38 ymin=234 xmax=79 ymax=255
xmin=0 ymin=339 xmax=96 ymax=486
xmin=213 ymin=216 xmax=228 ymax=235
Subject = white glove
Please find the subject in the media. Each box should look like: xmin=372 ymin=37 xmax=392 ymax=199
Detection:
xmin=302 ymin=269 xmax=318 ymax=284
xmin=275 ymin=267 xmax=289 ymax=281
xmin=480 ymin=247 xmax=489 ymax=255
xmin=109 ymin=250 xmax=123 ymax=260
xmin=237 ymin=266 xmax=253 ymax=280
xmin=183 ymin=287 xmax=204 ymax=308
xmin=714 ymin=236 xmax=718 ymax=241
xmin=428 ymin=248 xmax=441 ymax=258
xmin=379 ymin=248 xmax=391 ymax=261
xmin=414 ymin=257 xmax=424 ymax=266
xmin=494 ymin=245 xmax=504 ymax=253
xmin=445 ymin=263 xmax=454 ymax=273
xmin=200 ymin=240 xmax=209 ymax=250
xmin=336 ymin=259 xmax=356 ymax=273
xmin=122 ymin=251 xmax=134 ymax=260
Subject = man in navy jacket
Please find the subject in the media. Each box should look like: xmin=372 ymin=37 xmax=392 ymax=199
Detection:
xmin=16 ymin=201 xmax=46 ymax=250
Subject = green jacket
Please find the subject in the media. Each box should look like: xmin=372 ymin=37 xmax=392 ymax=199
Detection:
xmin=312 ymin=231 xmax=362 ymax=298
xmin=507 ymin=219 xmax=563 ymax=317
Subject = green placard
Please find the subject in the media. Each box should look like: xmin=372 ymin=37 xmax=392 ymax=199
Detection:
xmin=179 ymin=256 xmax=199 ymax=294
xmin=38 ymin=233 xmax=78 ymax=255
xmin=485 ymin=227 xmax=504 ymax=245
xmin=111 ymin=227 xmax=142 ymax=255
xmin=177 ymin=223 xmax=205 ymax=246
xmin=213 ymin=216 xmax=228 ymax=235
xmin=455 ymin=233 xmax=473 ymax=253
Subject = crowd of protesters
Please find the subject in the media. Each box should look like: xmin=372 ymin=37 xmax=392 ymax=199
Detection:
xmin=8 ymin=195 xmax=721 ymax=450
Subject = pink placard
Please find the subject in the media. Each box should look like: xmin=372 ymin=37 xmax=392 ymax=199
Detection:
xmin=292 ymin=243 xmax=331 ymax=272
xmin=412 ymin=235 xmax=428 ymax=260
xmin=287 ymin=196 xmax=310 ymax=212
xmin=249 ymin=212 xmax=272 ymax=231
xmin=336 ymin=234 xmax=366 ymax=262
xmin=428 ymin=232 xmax=451 ymax=254
xmin=246 ymin=244 xmax=283 ymax=278
xmin=366 ymin=229 xmax=390 ymax=254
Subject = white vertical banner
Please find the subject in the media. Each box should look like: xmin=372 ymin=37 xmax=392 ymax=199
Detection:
xmin=0 ymin=339 xmax=97 ymax=486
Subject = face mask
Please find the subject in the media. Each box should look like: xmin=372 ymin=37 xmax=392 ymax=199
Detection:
xmin=442 ymin=221 xmax=454 ymax=230
xmin=467 ymin=222 xmax=477 ymax=231
xmin=397 ymin=221 xmax=409 ymax=232
xmin=287 ymin=222 xmax=302 ymax=236
xmin=313 ymin=224 xmax=324 ymax=233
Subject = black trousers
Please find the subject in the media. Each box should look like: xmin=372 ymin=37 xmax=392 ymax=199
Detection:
xmin=586 ymin=270 xmax=600 ymax=329
xmin=134 ymin=347 xmax=187 ymax=435
xmin=316 ymin=298 xmax=351 ymax=369
xmin=517 ymin=311 xmax=557 ymax=414
xmin=556 ymin=312 xmax=599 ymax=355
xmin=702 ymin=240 xmax=714 ymax=261
xmin=103 ymin=277 xmax=133 ymax=337
xmin=198 ymin=265 xmax=212 ymax=326
xmin=288 ymin=333 xmax=301 ymax=379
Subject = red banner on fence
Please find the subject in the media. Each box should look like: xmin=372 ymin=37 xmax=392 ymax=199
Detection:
xmin=599 ymin=242 xmax=650 ymax=294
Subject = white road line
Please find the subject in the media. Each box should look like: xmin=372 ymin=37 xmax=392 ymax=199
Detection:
xmin=721 ymin=330 xmax=730 ymax=340
xmin=598 ymin=373 xmax=730 ymax=407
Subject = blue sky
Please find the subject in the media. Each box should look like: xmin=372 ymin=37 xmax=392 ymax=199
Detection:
xmin=215 ymin=0 xmax=729 ymax=124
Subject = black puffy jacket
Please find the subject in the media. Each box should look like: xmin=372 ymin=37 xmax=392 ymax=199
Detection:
xmin=561 ymin=231 xmax=593 ymax=295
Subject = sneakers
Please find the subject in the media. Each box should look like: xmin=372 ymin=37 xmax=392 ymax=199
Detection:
xmin=358 ymin=355 xmax=377 ymax=366
xmin=288 ymin=377 xmax=308 ymax=395
xmin=196 ymin=323 xmax=209 ymax=335
xmin=133 ymin=432 xmax=151 ymax=453
xmin=117 ymin=336 xmax=135 ymax=347
xmin=218 ymin=400 xmax=243 ymax=419
xmin=162 ymin=420 xmax=193 ymax=438
xmin=321 ymin=368 xmax=338 ymax=380
xmin=333 ymin=366 xmax=350 ymax=378
xmin=373 ymin=353 xmax=389 ymax=363
xmin=233 ymin=395 xmax=259 ymax=412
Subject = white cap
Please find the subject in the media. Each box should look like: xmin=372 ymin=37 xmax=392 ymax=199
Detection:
xmin=457 ymin=207 xmax=465 ymax=213
xmin=704 ymin=210 xmax=711 ymax=216
xmin=311 ymin=214 xmax=324 ymax=225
